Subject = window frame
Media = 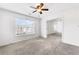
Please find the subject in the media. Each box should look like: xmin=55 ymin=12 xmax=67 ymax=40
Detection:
xmin=16 ymin=17 xmax=36 ymax=36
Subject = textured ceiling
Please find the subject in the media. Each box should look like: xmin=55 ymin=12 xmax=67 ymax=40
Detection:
xmin=0 ymin=3 xmax=79 ymax=19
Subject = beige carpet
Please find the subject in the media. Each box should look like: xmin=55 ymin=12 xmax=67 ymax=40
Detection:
xmin=0 ymin=34 xmax=79 ymax=55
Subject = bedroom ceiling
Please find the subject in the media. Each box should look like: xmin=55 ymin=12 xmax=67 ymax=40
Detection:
xmin=0 ymin=3 xmax=79 ymax=20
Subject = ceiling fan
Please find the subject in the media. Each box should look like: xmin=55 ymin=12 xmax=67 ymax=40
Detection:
xmin=30 ymin=3 xmax=49 ymax=14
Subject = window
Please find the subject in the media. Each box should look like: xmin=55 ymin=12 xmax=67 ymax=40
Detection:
xmin=16 ymin=18 xmax=35 ymax=36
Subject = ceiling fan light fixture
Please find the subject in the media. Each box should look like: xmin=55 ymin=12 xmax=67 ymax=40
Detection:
xmin=30 ymin=3 xmax=49 ymax=14
xmin=37 ymin=9 xmax=42 ymax=12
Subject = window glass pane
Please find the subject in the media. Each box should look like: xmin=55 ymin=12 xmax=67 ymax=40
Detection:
xmin=16 ymin=18 xmax=35 ymax=35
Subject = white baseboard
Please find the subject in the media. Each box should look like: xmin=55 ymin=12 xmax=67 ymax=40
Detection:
xmin=62 ymin=40 xmax=79 ymax=47
xmin=0 ymin=35 xmax=40 ymax=47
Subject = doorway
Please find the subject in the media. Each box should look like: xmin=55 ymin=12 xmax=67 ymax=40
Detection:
xmin=47 ymin=18 xmax=63 ymax=37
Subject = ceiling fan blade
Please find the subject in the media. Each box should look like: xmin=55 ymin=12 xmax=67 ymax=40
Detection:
xmin=33 ymin=10 xmax=37 ymax=13
xmin=42 ymin=9 xmax=49 ymax=11
xmin=39 ymin=11 xmax=42 ymax=14
xmin=40 ymin=3 xmax=44 ymax=7
xmin=30 ymin=6 xmax=36 ymax=9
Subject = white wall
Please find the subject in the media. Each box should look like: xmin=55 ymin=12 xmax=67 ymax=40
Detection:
xmin=62 ymin=8 xmax=79 ymax=46
xmin=0 ymin=9 xmax=16 ymax=46
xmin=47 ymin=20 xmax=55 ymax=34
xmin=0 ymin=8 xmax=41 ymax=46
xmin=47 ymin=19 xmax=63 ymax=35
xmin=41 ymin=19 xmax=47 ymax=38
